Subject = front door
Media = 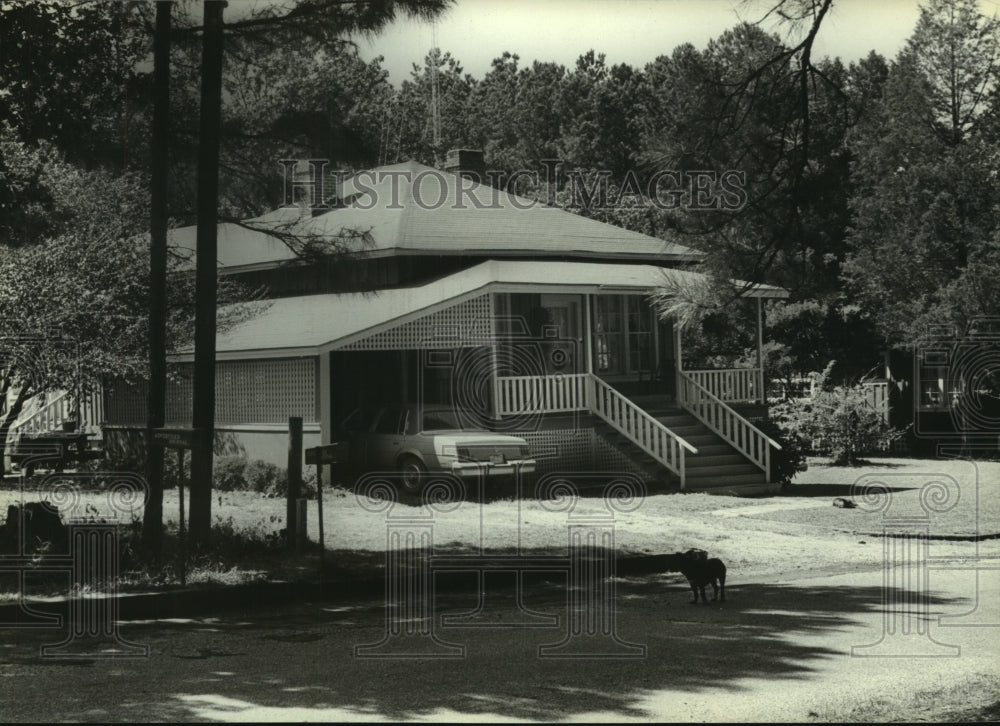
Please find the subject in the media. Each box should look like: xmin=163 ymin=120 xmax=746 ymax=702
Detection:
xmin=538 ymin=294 xmax=582 ymax=374
xmin=592 ymin=295 xmax=655 ymax=382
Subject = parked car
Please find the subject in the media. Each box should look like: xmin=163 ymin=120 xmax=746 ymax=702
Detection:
xmin=339 ymin=404 xmax=536 ymax=495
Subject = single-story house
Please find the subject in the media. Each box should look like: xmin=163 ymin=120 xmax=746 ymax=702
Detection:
xmin=100 ymin=151 xmax=789 ymax=494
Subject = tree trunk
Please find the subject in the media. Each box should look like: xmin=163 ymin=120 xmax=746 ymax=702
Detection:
xmin=0 ymin=385 xmax=32 ymax=477
xmin=189 ymin=0 xmax=226 ymax=545
xmin=142 ymin=0 xmax=172 ymax=558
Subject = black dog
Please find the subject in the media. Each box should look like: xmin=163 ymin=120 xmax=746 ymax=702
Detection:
xmin=661 ymin=550 xmax=727 ymax=604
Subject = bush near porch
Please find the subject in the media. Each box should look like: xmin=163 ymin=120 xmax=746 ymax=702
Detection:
xmin=770 ymin=363 xmax=906 ymax=466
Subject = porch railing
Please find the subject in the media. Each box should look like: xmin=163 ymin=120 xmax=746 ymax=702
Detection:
xmin=8 ymin=388 xmax=104 ymax=439
xmin=496 ymin=373 xmax=698 ymax=488
xmin=684 ymin=368 xmax=762 ymax=403
xmin=496 ymin=373 xmax=589 ymax=416
xmin=588 ymin=374 xmax=697 ymax=488
xmin=677 ymin=371 xmax=780 ymax=475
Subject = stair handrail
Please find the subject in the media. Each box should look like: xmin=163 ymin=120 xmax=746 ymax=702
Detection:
xmin=587 ymin=373 xmax=697 ymax=488
xmin=7 ymin=386 xmax=103 ymax=437
xmin=677 ymin=370 xmax=781 ymax=475
xmin=9 ymin=389 xmax=72 ymax=436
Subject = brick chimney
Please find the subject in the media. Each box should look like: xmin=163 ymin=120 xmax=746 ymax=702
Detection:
xmin=444 ymin=149 xmax=486 ymax=185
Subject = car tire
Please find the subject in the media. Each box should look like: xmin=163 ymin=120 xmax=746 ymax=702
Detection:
xmin=398 ymin=456 xmax=427 ymax=495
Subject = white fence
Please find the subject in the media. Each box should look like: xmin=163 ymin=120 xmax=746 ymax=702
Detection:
xmin=684 ymin=368 xmax=762 ymax=403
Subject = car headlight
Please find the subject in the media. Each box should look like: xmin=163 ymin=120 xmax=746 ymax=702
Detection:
xmin=456 ymin=446 xmax=470 ymax=461
xmin=519 ymin=445 xmax=530 ymax=458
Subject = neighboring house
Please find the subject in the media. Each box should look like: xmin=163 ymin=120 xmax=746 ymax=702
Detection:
xmin=882 ymin=320 xmax=1000 ymax=456
xmin=100 ymin=151 xmax=789 ymax=494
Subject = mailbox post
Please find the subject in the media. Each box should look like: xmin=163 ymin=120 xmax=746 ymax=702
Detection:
xmin=152 ymin=428 xmax=208 ymax=587
xmin=304 ymin=442 xmax=349 ymax=570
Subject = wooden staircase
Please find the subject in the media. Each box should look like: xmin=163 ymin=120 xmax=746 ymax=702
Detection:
xmin=598 ymin=394 xmax=775 ymax=495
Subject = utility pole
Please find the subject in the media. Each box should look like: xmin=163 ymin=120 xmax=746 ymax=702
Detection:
xmin=189 ymin=0 xmax=226 ymax=545
xmin=143 ymin=0 xmax=172 ymax=557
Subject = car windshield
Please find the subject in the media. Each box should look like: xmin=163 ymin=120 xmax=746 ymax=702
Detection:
xmin=422 ymin=410 xmax=461 ymax=431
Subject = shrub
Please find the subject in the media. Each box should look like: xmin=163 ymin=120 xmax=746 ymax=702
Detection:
xmin=771 ymin=362 xmax=906 ymax=466
xmin=245 ymin=459 xmax=285 ymax=494
xmin=209 ymin=457 xmax=314 ymax=499
xmin=753 ymin=417 xmax=808 ymax=484
xmin=213 ymin=455 xmax=248 ymax=491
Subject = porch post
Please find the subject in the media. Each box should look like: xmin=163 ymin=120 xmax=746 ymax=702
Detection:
xmin=756 ymin=297 xmax=765 ymax=404
xmin=583 ymin=294 xmax=594 ymax=375
xmin=674 ymin=322 xmax=683 ymax=405
xmin=318 ymin=350 xmax=332 ymax=485
xmin=491 ymin=293 xmax=501 ymax=420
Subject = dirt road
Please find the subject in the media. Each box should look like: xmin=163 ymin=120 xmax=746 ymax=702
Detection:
xmin=1 ymin=558 xmax=997 ymax=722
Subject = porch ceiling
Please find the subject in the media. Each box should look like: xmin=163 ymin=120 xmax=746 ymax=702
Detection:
xmin=167 ymin=260 xmax=787 ymax=360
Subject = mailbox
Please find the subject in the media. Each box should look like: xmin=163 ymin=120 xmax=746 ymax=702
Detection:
xmin=305 ymin=442 xmax=350 ymax=466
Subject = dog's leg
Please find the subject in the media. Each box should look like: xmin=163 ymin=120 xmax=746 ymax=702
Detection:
xmin=719 ymin=572 xmax=726 ymax=601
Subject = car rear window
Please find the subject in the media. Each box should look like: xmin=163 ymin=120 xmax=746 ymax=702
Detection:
xmin=423 ymin=410 xmax=460 ymax=430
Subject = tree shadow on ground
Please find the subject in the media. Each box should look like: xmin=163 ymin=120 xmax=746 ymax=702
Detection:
xmin=779 ymin=482 xmax=917 ymax=498
xmin=2 ymin=571 xmax=968 ymax=722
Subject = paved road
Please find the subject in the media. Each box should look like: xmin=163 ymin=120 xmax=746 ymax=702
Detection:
xmin=0 ymin=562 xmax=997 ymax=722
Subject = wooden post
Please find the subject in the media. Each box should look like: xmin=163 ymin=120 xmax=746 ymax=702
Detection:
xmin=143 ymin=0 xmax=171 ymax=558
xmin=189 ymin=0 xmax=226 ymax=545
xmin=286 ymin=416 xmax=303 ymax=550
xmin=674 ymin=323 xmax=684 ymax=405
xmin=491 ymin=293 xmax=502 ymax=420
xmin=756 ymin=297 xmax=765 ymax=404
xmin=177 ymin=448 xmax=186 ymax=587
xmin=318 ymin=351 xmax=331 ymax=487
xmin=316 ymin=462 xmax=325 ymax=570
xmin=296 ymin=499 xmax=307 ymax=552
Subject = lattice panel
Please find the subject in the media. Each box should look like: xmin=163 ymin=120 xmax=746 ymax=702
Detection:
xmin=511 ymin=428 xmax=653 ymax=481
xmin=103 ymin=376 xmax=148 ymax=425
xmin=593 ymin=432 xmax=652 ymax=480
xmin=103 ymin=358 xmax=318 ymax=426
xmin=513 ymin=429 xmax=594 ymax=474
xmin=337 ymin=294 xmax=493 ymax=350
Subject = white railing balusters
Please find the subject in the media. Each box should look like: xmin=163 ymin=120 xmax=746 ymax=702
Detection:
xmin=685 ymin=368 xmax=761 ymax=403
xmin=496 ymin=373 xmax=590 ymax=415
xmin=8 ymin=387 xmax=104 ymax=440
xmin=496 ymin=372 xmax=699 ymax=487
xmin=677 ymin=371 xmax=781 ymax=475
xmin=585 ymin=374 xmax=697 ymax=488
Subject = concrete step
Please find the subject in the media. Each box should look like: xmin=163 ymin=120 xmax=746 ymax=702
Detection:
xmin=695 ymin=443 xmax=743 ymax=457
xmin=686 ymin=453 xmax=748 ymax=468
xmin=685 ymin=472 xmax=769 ymax=489
xmin=679 ymin=432 xmax=727 ymax=448
xmin=685 ymin=462 xmax=762 ymax=478
xmin=653 ymin=413 xmax=699 ymax=427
